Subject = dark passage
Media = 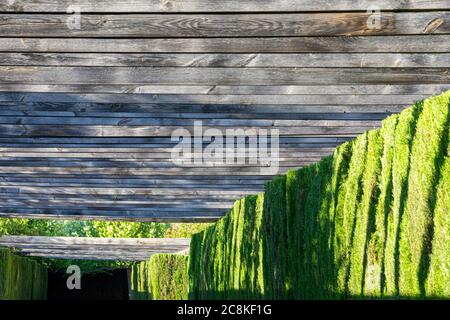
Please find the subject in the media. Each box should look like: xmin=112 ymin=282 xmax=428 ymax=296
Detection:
xmin=47 ymin=269 xmax=129 ymax=300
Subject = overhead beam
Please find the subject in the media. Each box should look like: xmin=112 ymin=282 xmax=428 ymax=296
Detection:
xmin=0 ymin=236 xmax=190 ymax=261
xmin=0 ymin=0 xmax=448 ymax=12
xmin=1 ymin=36 xmax=448 ymax=53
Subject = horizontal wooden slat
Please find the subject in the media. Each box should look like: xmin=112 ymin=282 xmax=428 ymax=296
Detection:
xmin=1 ymin=12 xmax=449 ymax=37
xmin=2 ymin=67 xmax=448 ymax=85
xmin=0 ymin=116 xmax=380 ymax=126
xmin=0 ymin=111 xmax=391 ymax=121
xmin=0 ymin=166 xmax=317 ymax=175
xmin=0 ymin=208 xmax=224 ymax=222
xmin=0 ymin=137 xmax=347 ymax=144
xmin=0 ymin=236 xmax=190 ymax=261
xmin=1 ymin=53 xmax=449 ymax=68
xmin=0 ymin=84 xmax=447 ymax=97
xmin=0 ymin=93 xmax=436 ymax=104
xmin=0 ymin=186 xmax=263 ymax=196
xmin=1 ymin=0 xmax=448 ymax=12
xmin=1 ymin=36 xmax=448 ymax=53
xmin=0 ymin=194 xmax=235 ymax=207
xmin=0 ymin=124 xmax=377 ymax=137
xmin=0 ymin=102 xmax=412 ymax=113
xmin=0 ymin=146 xmax=336 ymax=153
xmin=17 ymin=252 xmax=156 ymax=261
xmin=1 ymin=198 xmax=236 ymax=209
xmin=0 ymin=235 xmax=190 ymax=246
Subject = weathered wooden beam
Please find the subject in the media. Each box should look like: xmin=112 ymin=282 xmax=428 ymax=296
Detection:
xmin=0 ymin=208 xmax=224 ymax=222
xmin=0 ymin=102 xmax=412 ymax=113
xmin=0 ymin=84 xmax=446 ymax=97
xmin=0 ymin=236 xmax=190 ymax=261
xmin=1 ymin=0 xmax=448 ymax=12
xmin=1 ymin=12 xmax=449 ymax=37
xmin=0 ymin=166 xmax=315 ymax=175
xmin=0 ymin=125 xmax=377 ymax=137
xmin=1 ymin=67 xmax=448 ymax=85
xmin=1 ymin=53 xmax=449 ymax=68
xmin=0 ymin=93 xmax=435 ymax=104
xmin=0 ymin=36 xmax=448 ymax=53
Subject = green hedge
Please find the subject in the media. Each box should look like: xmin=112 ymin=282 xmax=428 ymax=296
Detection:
xmin=0 ymin=248 xmax=48 ymax=300
xmin=189 ymin=90 xmax=450 ymax=299
xmin=130 ymin=254 xmax=189 ymax=300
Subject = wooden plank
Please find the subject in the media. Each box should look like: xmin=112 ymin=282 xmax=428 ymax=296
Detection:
xmin=0 ymin=159 xmax=320 ymax=168
xmin=0 ymin=236 xmax=190 ymax=260
xmin=0 ymin=198 xmax=237 ymax=209
xmin=18 ymin=252 xmax=155 ymax=261
xmin=0 ymin=235 xmax=190 ymax=246
xmin=0 ymin=146 xmax=337 ymax=153
xmin=0 ymin=211 xmax=221 ymax=222
xmin=0 ymin=36 xmax=448 ymax=53
xmin=0 ymin=124 xmax=376 ymax=137
xmin=0 ymin=111 xmax=391 ymax=121
xmin=0 ymin=137 xmax=346 ymax=144
xmin=0 ymin=102 xmax=411 ymax=113
xmin=0 ymin=116 xmax=381 ymax=126
xmin=0 ymin=166 xmax=317 ymax=175
xmin=0 ymin=208 xmax=225 ymax=222
xmin=0 ymin=84 xmax=447 ymax=97
xmin=0 ymin=194 xmax=239 ymax=206
xmin=0 ymin=190 xmax=249 ymax=202
xmin=0 ymin=186 xmax=263 ymax=196
xmin=1 ymin=67 xmax=448 ymax=85
xmin=0 ymin=150 xmax=331 ymax=157
xmin=1 ymin=53 xmax=449 ymax=68
xmin=0 ymin=93 xmax=435 ymax=104
xmin=1 ymin=0 xmax=449 ymax=12
xmin=1 ymin=12 xmax=449 ymax=37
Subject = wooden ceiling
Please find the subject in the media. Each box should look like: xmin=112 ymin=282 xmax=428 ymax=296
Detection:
xmin=0 ymin=236 xmax=190 ymax=260
xmin=0 ymin=0 xmax=448 ymax=221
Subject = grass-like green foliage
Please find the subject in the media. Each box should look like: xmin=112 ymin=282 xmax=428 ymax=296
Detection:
xmin=130 ymin=254 xmax=189 ymax=300
xmin=189 ymin=91 xmax=450 ymax=299
xmin=0 ymin=248 xmax=48 ymax=300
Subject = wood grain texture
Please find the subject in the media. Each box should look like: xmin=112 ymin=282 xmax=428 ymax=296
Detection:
xmin=1 ymin=0 xmax=448 ymax=12
xmin=0 ymin=84 xmax=447 ymax=97
xmin=0 ymin=236 xmax=190 ymax=260
xmin=0 ymin=2 xmax=447 ymax=223
xmin=0 ymin=102 xmax=413 ymax=114
xmin=0 ymin=93 xmax=436 ymax=104
xmin=1 ymin=12 xmax=449 ymax=37
xmin=1 ymin=53 xmax=449 ymax=68
xmin=1 ymin=36 xmax=448 ymax=53
xmin=1 ymin=67 xmax=449 ymax=85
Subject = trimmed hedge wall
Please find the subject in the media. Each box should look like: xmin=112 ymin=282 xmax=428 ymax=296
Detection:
xmin=189 ymin=91 xmax=450 ymax=299
xmin=0 ymin=248 xmax=48 ymax=300
xmin=130 ymin=254 xmax=189 ymax=300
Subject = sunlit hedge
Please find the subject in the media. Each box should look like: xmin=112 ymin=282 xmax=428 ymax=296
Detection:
xmin=189 ymin=91 xmax=450 ymax=299
xmin=0 ymin=249 xmax=48 ymax=300
xmin=130 ymin=254 xmax=189 ymax=300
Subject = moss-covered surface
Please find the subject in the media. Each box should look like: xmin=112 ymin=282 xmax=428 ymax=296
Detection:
xmin=130 ymin=254 xmax=189 ymax=300
xmin=189 ymin=90 xmax=450 ymax=299
xmin=0 ymin=248 xmax=48 ymax=300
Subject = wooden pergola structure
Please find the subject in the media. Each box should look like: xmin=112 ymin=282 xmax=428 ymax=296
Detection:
xmin=0 ymin=236 xmax=190 ymax=261
xmin=0 ymin=1 xmax=448 ymax=222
